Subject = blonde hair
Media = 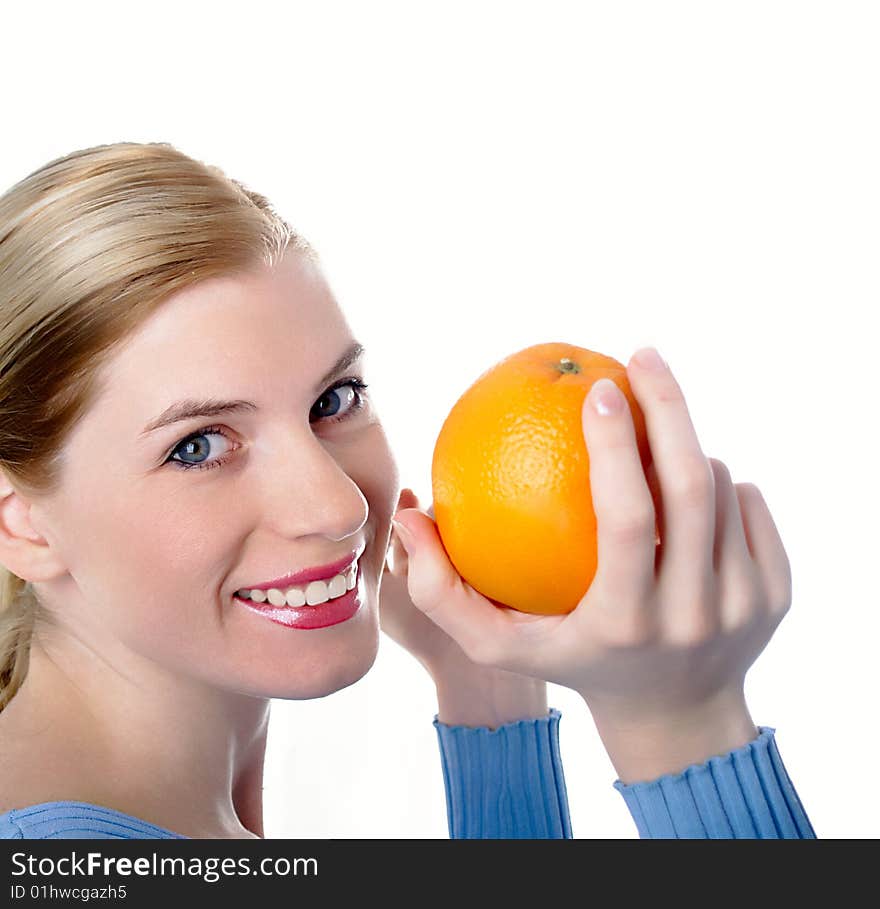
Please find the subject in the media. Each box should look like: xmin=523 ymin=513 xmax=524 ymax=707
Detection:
xmin=0 ymin=141 xmax=315 ymax=712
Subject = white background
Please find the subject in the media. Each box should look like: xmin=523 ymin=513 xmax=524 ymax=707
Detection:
xmin=1 ymin=1 xmax=877 ymax=839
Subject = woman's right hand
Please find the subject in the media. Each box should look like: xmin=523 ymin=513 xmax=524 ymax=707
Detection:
xmin=391 ymin=349 xmax=793 ymax=778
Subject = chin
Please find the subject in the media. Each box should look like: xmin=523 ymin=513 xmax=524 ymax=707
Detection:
xmin=267 ymin=615 xmax=381 ymax=701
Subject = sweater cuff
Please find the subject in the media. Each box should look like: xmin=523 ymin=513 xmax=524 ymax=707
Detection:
xmin=612 ymin=725 xmax=817 ymax=838
xmin=433 ymin=707 xmax=572 ymax=838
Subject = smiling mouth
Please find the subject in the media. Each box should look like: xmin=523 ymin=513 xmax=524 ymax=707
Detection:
xmin=234 ymin=559 xmax=360 ymax=607
xmin=232 ymin=561 xmax=364 ymax=630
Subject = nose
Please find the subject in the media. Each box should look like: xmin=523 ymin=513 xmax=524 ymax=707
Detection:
xmin=253 ymin=431 xmax=368 ymax=541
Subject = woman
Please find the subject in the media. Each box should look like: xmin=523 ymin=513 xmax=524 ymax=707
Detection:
xmin=0 ymin=142 xmax=815 ymax=839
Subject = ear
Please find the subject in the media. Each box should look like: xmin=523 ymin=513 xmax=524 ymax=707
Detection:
xmin=0 ymin=469 xmax=67 ymax=584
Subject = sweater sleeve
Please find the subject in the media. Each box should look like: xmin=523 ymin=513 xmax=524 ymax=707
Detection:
xmin=0 ymin=802 xmax=188 ymax=839
xmin=432 ymin=706 xmax=572 ymax=838
xmin=612 ymin=725 xmax=816 ymax=838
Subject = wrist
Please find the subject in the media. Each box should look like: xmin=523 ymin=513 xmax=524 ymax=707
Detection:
xmin=583 ymin=685 xmax=759 ymax=785
xmin=433 ymin=661 xmax=548 ymax=730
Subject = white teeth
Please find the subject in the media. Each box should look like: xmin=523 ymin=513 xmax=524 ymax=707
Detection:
xmin=305 ymin=580 xmax=330 ymax=606
xmin=285 ymin=586 xmax=306 ymax=607
xmin=267 ymin=588 xmax=287 ymax=607
xmin=237 ymin=560 xmax=358 ymax=607
xmin=326 ymin=574 xmax=348 ymax=599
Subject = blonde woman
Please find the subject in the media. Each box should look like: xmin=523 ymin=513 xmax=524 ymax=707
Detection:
xmin=0 ymin=143 xmax=814 ymax=839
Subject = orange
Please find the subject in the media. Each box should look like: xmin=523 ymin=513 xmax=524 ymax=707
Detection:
xmin=431 ymin=342 xmax=656 ymax=615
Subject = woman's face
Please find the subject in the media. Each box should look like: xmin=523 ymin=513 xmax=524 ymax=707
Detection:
xmin=29 ymin=249 xmax=399 ymax=700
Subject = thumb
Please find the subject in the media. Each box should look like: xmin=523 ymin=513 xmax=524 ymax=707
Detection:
xmin=390 ymin=508 xmax=525 ymax=667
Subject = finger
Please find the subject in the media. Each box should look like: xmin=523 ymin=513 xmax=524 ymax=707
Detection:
xmin=734 ymin=483 xmax=793 ymax=621
xmin=709 ymin=458 xmax=759 ymax=632
xmin=581 ymin=375 xmax=657 ymax=612
xmin=395 ymin=486 xmax=420 ymax=513
xmin=385 ymin=522 xmax=409 ymax=578
xmin=391 ymin=507 xmax=529 ymax=669
xmin=626 ymin=348 xmax=716 ymax=602
xmin=387 ymin=487 xmax=421 ymax=577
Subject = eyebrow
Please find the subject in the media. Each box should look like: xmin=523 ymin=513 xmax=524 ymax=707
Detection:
xmin=139 ymin=341 xmax=366 ymax=437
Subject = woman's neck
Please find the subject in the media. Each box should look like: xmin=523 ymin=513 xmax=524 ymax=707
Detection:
xmin=2 ymin=637 xmax=272 ymax=839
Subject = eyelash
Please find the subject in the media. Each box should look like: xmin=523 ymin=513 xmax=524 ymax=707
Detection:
xmin=165 ymin=377 xmax=371 ymax=473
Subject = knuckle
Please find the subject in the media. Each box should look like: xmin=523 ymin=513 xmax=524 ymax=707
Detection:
xmin=770 ymin=584 xmax=793 ymax=619
xmin=660 ymin=576 xmax=721 ymax=645
xmin=671 ymin=455 xmax=714 ymax=507
xmin=606 ymin=506 xmax=656 ymax=546
xmin=724 ymin=583 xmax=762 ymax=629
xmin=655 ymin=377 xmax=685 ymax=405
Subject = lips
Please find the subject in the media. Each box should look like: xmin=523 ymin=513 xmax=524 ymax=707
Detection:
xmin=237 ymin=545 xmax=365 ymax=593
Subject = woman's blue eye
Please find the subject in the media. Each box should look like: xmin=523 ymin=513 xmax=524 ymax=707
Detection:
xmin=311 ymin=378 xmax=369 ymax=422
xmin=166 ymin=378 xmax=370 ymax=472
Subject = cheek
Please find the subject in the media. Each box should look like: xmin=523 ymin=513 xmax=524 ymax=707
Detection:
xmin=126 ymin=511 xmax=220 ymax=588
xmin=64 ymin=480 xmax=237 ymax=638
xmin=355 ymin=423 xmax=401 ymax=520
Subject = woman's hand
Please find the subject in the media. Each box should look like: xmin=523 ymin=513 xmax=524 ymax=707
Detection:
xmin=380 ymin=487 xmax=548 ymax=728
xmin=391 ymin=347 xmax=793 ymax=779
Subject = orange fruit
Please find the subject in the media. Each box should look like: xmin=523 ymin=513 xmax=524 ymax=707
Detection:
xmin=431 ymin=342 xmax=657 ymax=615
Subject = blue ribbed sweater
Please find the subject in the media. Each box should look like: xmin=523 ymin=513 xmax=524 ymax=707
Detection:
xmin=0 ymin=709 xmax=815 ymax=839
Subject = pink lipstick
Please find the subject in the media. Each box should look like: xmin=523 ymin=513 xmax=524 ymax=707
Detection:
xmin=237 ymin=548 xmax=363 ymax=593
xmin=233 ymin=561 xmax=363 ymax=630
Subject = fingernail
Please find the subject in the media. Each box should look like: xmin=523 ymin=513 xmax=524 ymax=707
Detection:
xmin=633 ymin=346 xmax=667 ymax=371
xmin=391 ymin=518 xmax=415 ymax=554
xmin=589 ymin=378 xmax=624 ymax=416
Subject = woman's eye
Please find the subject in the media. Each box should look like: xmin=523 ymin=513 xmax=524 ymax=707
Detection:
xmin=167 ymin=427 xmax=235 ymax=472
xmin=166 ymin=378 xmax=370 ymax=472
xmin=310 ymin=379 xmax=369 ymax=423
